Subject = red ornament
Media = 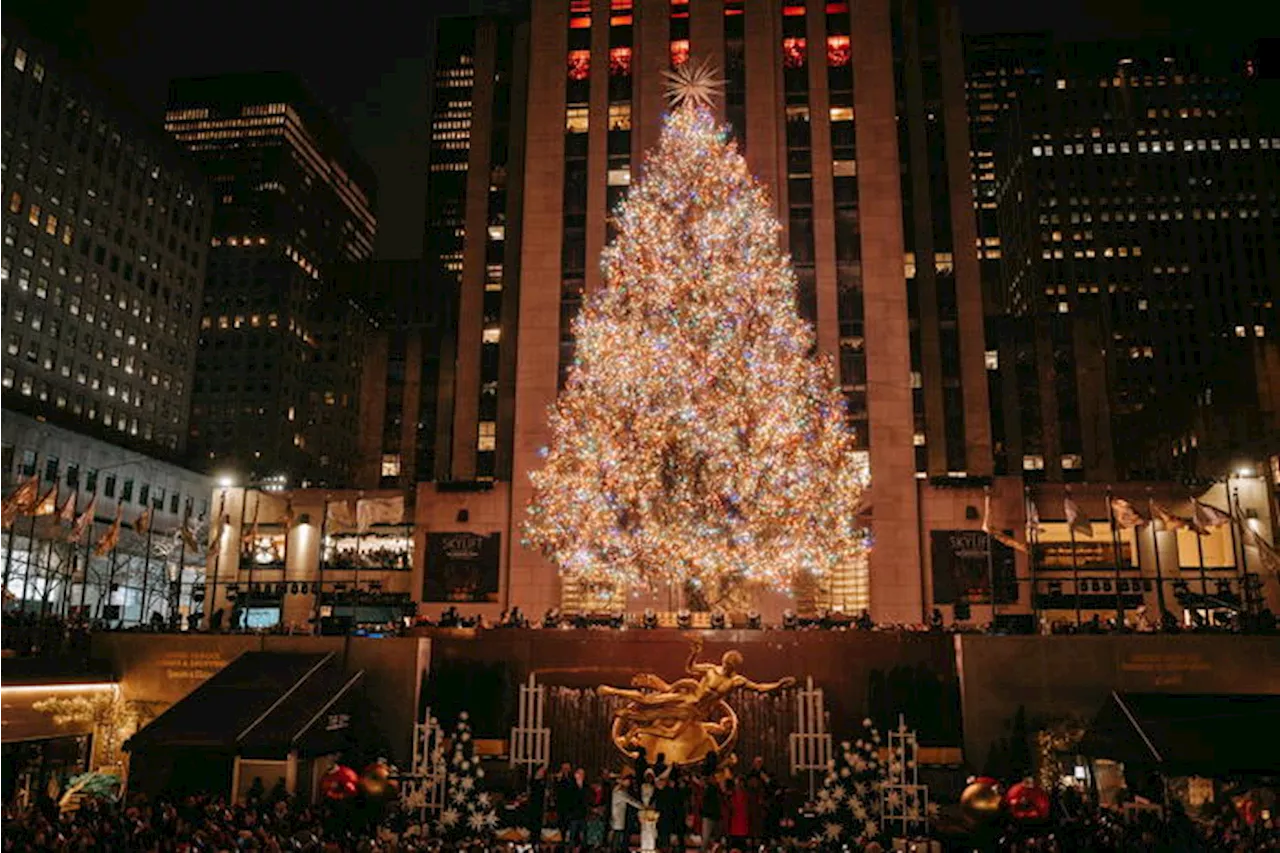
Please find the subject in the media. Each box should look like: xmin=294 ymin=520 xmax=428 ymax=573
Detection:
xmin=1003 ymin=781 xmax=1051 ymax=823
xmin=319 ymin=765 xmax=359 ymax=801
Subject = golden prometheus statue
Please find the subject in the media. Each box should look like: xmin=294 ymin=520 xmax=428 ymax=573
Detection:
xmin=599 ymin=637 xmax=795 ymax=767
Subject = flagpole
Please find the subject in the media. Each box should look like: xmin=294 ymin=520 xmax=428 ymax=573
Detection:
xmin=315 ymin=497 xmax=330 ymax=635
xmin=38 ymin=530 xmax=56 ymax=617
xmin=1146 ymin=492 xmax=1168 ymax=626
xmin=139 ymin=510 xmax=155 ymax=626
xmin=1026 ymin=486 xmax=1039 ymax=630
xmin=1105 ymin=486 xmax=1125 ymax=628
xmin=78 ymin=515 xmax=94 ymax=621
xmin=101 ymin=549 xmax=118 ymax=622
xmin=1193 ymin=503 xmax=1210 ymax=620
xmin=1227 ymin=479 xmax=1253 ymax=619
xmin=175 ymin=513 xmax=188 ymax=631
xmin=19 ymin=501 xmax=42 ymax=612
xmin=1066 ymin=489 xmax=1083 ymax=629
xmin=207 ymin=491 xmax=227 ymax=631
xmin=245 ymin=490 xmax=258 ymax=627
xmin=3 ymin=455 xmax=40 ymax=599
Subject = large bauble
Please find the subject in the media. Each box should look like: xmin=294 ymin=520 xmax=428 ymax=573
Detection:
xmin=960 ymin=780 xmax=1002 ymax=826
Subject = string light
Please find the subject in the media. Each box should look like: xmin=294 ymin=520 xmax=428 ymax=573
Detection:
xmin=524 ymin=103 xmax=869 ymax=595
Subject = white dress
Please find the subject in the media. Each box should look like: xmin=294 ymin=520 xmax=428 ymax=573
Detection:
xmin=638 ymin=783 xmax=659 ymax=852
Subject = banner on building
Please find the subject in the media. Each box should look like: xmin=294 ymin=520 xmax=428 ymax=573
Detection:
xmin=423 ymin=532 xmax=501 ymax=603
xmin=930 ymin=529 xmax=1017 ymax=605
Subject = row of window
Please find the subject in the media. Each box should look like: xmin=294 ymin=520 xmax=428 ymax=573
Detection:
xmin=3 ymin=445 xmax=206 ymax=517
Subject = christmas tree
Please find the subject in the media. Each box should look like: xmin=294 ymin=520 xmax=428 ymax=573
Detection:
xmin=436 ymin=712 xmax=497 ymax=841
xmin=811 ymin=718 xmax=885 ymax=848
xmin=524 ymin=61 xmax=869 ymax=596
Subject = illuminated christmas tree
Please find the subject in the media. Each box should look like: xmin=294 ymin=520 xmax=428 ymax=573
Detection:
xmin=524 ymin=61 xmax=869 ymax=597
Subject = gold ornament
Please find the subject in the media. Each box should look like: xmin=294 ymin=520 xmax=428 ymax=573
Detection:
xmin=599 ymin=637 xmax=795 ymax=766
xmin=960 ymin=779 xmax=1002 ymax=827
xmin=661 ymin=57 xmax=726 ymax=111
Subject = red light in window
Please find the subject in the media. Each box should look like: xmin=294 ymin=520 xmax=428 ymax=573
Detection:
xmin=567 ymin=50 xmax=590 ymax=81
xmin=783 ymin=37 xmax=806 ymax=69
xmin=570 ymin=0 xmax=591 ymax=11
xmin=826 ymin=2 xmax=849 ymax=13
xmin=783 ymin=5 xmax=806 ymax=16
xmin=611 ymin=0 xmax=632 ymax=8
xmin=610 ymin=14 xmax=633 ymax=25
xmin=569 ymin=15 xmax=592 ymax=28
xmin=670 ymin=40 xmax=690 ymax=66
xmin=827 ymin=35 xmax=851 ymax=67
xmin=610 ymin=46 xmax=632 ymax=76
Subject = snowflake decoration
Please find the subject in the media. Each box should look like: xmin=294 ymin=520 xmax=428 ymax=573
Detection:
xmin=439 ymin=807 xmax=459 ymax=828
xmin=823 ymin=821 xmax=843 ymax=840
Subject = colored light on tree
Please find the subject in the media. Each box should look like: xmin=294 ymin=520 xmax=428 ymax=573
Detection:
xmin=524 ymin=87 xmax=869 ymax=596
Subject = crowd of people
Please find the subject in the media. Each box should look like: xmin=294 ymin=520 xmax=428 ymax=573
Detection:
xmin=0 ymin=611 xmax=91 ymax=660
xmin=511 ymin=755 xmax=789 ymax=852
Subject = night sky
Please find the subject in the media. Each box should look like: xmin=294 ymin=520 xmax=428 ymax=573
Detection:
xmin=8 ymin=0 xmax=1276 ymax=259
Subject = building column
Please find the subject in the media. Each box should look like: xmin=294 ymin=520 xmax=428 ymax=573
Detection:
xmin=509 ymin=0 xmax=570 ymax=617
xmin=853 ymin=0 xmax=923 ymax=622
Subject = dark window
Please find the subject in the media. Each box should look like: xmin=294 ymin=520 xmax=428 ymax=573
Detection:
xmin=44 ymin=456 xmax=59 ymax=482
xmin=85 ymin=468 xmax=98 ymax=492
xmin=65 ymin=464 xmax=79 ymax=488
xmin=121 ymin=478 xmax=133 ymax=502
xmin=104 ymin=474 xmax=117 ymax=498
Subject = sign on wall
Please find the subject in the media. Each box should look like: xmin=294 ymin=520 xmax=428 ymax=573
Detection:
xmin=931 ymin=530 xmax=1017 ymax=605
xmin=423 ymin=532 xmax=501 ymax=603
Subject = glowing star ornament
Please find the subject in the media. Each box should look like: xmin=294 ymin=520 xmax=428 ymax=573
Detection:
xmin=524 ymin=99 xmax=870 ymax=598
xmin=661 ymin=57 xmax=726 ymax=110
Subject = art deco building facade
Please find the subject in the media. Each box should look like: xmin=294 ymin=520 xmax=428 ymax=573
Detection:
xmin=342 ymin=259 xmax=456 ymax=490
xmin=164 ymin=74 xmax=377 ymax=486
xmin=991 ymin=41 xmax=1280 ymax=483
xmin=2 ymin=28 xmax=211 ymax=459
xmin=423 ymin=0 xmax=992 ymax=622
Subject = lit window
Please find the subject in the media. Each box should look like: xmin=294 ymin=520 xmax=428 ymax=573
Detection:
xmin=1056 ymin=79 xmax=1066 ymax=89
xmin=567 ymin=50 xmax=590 ymax=81
xmin=28 ymin=204 xmax=40 ymax=227
xmin=482 ymin=327 xmax=501 ymax=344
xmin=670 ymin=40 xmax=689 ymax=66
xmin=1235 ymin=326 xmax=1247 ymax=337
xmin=608 ymin=102 xmax=631 ymax=131
xmin=381 ymin=453 xmax=402 ymax=478
xmin=1061 ymin=454 xmax=1082 ymax=470
xmin=477 ymin=421 xmax=497 ymax=452
xmin=1255 ymin=325 xmax=1265 ymax=338
xmin=13 ymin=48 xmax=26 ymax=71
xmin=609 ymin=46 xmax=632 ymax=76
xmin=1023 ymin=454 xmax=1045 ymax=471
xmin=913 ymin=432 xmax=926 ymax=446
xmin=829 ymin=106 xmax=853 ymax=122
xmin=833 ymin=160 xmax=856 ymax=177
xmin=607 ymin=167 xmax=631 ymax=186
xmin=984 ymin=350 xmax=999 ymax=370
xmin=488 ymin=225 xmax=506 ymax=241
xmin=565 ymin=106 xmax=589 ymax=133
xmin=827 ymin=35 xmax=850 ymax=67
xmin=782 ymin=37 xmax=806 ymax=69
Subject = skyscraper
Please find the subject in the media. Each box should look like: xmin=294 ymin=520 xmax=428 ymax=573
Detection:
xmin=164 ymin=73 xmax=377 ymax=486
xmin=424 ymin=0 xmax=990 ymax=623
xmin=2 ymin=28 xmax=211 ymax=459
xmin=989 ymin=40 xmax=1279 ymax=482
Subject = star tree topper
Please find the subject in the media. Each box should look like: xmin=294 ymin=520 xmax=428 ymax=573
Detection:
xmin=662 ymin=57 xmax=726 ymax=110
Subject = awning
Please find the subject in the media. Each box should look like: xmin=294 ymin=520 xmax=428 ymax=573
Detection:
xmin=125 ymin=652 xmax=364 ymax=760
xmin=1080 ymin=691 xmax=1280 ymax=776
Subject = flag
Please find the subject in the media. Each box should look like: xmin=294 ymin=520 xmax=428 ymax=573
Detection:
xmin=1064 ymin=497 xmax=1093 ymax=538
xmin=94 ymin=505 xmax=123 ymax=557
xmin=1150 ymin=502 xmax=1190 ymax=531
xmin=325 ymin=499 xmax=357 ymax=531
xmin=31 ymin=487 xmax=58 ymax=517
xmin=70 ymin=497 xmax=97 ymax=542
xmin=2 ymin=475 xmax=40 ymax=527
xmin=982 ymin=492 xmax=1027 ymax=554
xmin=58 ymin=490 xmax=78 ymax=524
xmin=1110 ymin=498 xmax=1146 ymax=529
xmin=1238 ymin=520 xmax=1280 ymax=577
xmin=1190 ymin=500 xmax=1231 ymax=536
xmin=207 ymin=515 xmax=229 ymax=557
xmin=180 ymin=512 xmax=200 ymax=551
xmin=242 ymin=495 xmax=260 ymax=545
xmin=134 ymin=507 xmax=151 ymax=535
xmin=1026 ymin=497 xmax=1044 ymax=538
xmin=357 ymin=496 xmax=405 ymax=532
